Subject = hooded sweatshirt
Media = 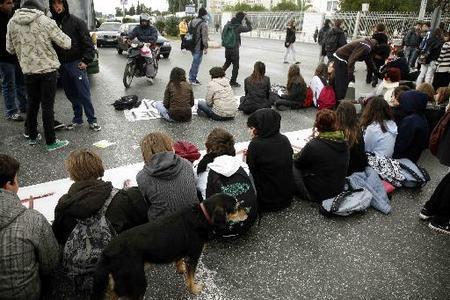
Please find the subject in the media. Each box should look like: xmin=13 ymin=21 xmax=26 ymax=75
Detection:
xmin=0 ymin=189 xmax=59 ymax=300
xmin=246 ymin=108 xmax=294 ymax=211
xmin=136 ymin=152 xmax=198 ymax=221
xmin=294 ymin=132 xmax=349 ymax=202
xmin=52 ymin=180 xmax=148 ymax=245
xmin=206 ymin=77 xmax=238 ymax=117
xmin=393 ymin=90 xmax=429 ymax=163
xmin=364 ymin=120 xmax=398 ymax=157
xmin=0 ymin=9 xmax=17 ymax=64
xmin=49 ymin=0 xmax=95 ymax=64
xmin=6 ymin=3 xmax=71 ymax=74
xmin=195 ymin=155 xmax=257 ymax=235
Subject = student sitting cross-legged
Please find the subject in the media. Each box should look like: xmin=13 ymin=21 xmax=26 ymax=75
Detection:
xmin=274 ymin=64 xmax=307 ymax=111
xmin=238 ymin=61 xmax=272 ymax=114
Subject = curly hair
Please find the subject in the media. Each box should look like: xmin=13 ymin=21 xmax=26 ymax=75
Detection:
xmin=416 ymin=82 xmax=435 ymax=102
xmin=313 ymin=109 xmax=338 ymax=136
xmin=197 ymin=128 xmax=236 ymax=174
xmin=65 ymin=149 xmax=105 ymax=182
xmin=360 ymin=96 xmax=393 ymax=133
xmin=209 ymin=67 xmax=226 ymax=79
xmin=140 ymin=132 xmax=173 ymax=164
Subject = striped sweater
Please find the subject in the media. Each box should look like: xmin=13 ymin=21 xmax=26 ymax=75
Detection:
xmin=436 ymin=42 xmax=450 ymax=73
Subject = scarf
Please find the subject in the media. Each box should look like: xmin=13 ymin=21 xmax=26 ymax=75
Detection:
xmin=318 ymin=131 xmax=345 ymax=141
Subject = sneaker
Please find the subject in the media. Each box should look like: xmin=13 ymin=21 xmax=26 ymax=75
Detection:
xmin=276 ymin=104 xmax=290 ymax=111
xmin=47 ymin=139 xmax=69 ymax=152
xmin=283 ymin=61 xmax=289 ymax=64
xmin=7 ymin=113 xmax=24 ymax=122
xmin=147 ymin=77 xmax=154 ymax=85
xmin=24 ymin=133 xmax=42 ymax=140
xmin=419 ymin=208 xmax=434 ymax=220
xmin=89 ymin=122 xmax=102 ymax=131
xmin=54 ymin=120 xmax=66 ymax=130
xmin=230 ymin=82 xmax=241 ymax=88
xmin=66 ymin=122 xmax=83 ymax=130
xmin=294 ymin=61 xmax=300 ymax=65
xmin=28 ymin=139 xmax=38 ymax=146
xmin=428 ymin=219 xmax=450 ymax=235
xmin=189 ymin=80 xmax=200 ymax=86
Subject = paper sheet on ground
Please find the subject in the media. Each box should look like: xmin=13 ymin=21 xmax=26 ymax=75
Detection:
xmin=18 ymin=128 xmax=312 ymax=221
xmin=124 ymin=97 xmax=242 ymax=122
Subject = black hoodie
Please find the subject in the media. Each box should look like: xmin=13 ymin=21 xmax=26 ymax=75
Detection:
xmin=49 ymin=0 xmax=95 ymax=64
xmin=246 ymin=109 xmax=294 ymax=211
xmin=52 ymin=179 xmax=148 ymax=245
xmin=294 ymin=134 xmax=349 ymax=202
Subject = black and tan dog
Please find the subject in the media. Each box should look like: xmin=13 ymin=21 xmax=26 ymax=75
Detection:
xmin=91 ymin=193 xmax=248 ymax=300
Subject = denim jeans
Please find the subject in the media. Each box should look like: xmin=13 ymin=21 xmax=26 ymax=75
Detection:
xmin=154 ymin=101 xmax=173 ymax=122
xmin=283 ymin=43 xmax=296 ymax=62
xmin=197 ymin=100 xmax=233 ymax=121
xmin=60 ymin=60 xmax=97 ymax=124
xmin=416 ymin=60 xmax=437 ymax=86
xmin=189 ymin=50 xmax=203 ymax=82
xmin=0 ymin=62 xmax=27 ymax=117
xmin=24 ymin=72 xmax=57 ymax=145
xmin=404 ymin=46 xmax=418 ymax=67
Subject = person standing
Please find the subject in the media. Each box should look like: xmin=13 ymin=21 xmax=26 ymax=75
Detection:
xmin=0 ymin=0 xmax=26 ymax=122
xmin=318 ymin=19 xmax=332 ymax=63
xmin=416 ymin=28 xmax=444 ymax=86
xmin=178 ymin=18 xmax=188 ymax=50
xmin=6 ymin=0 xmax=71 ymax=151
xmin=188 ymin=7 xmax=208 ymax=85
xmin=313 ymin=27 xmax=318 ymax=43
xmin=324 ymin=19 xmax=347 ymax=61
xmin=283 ymin=19 xmax=299 ymax=64
xmin=50 ymin=0 xmax=101 ymax=132
xmin=433 ymin=31 xmax=450 ymax=90
xmin=403 ymin=22 xmax=422 ymax=68
xmin=222 ymin=11 xmax=252 ymax=88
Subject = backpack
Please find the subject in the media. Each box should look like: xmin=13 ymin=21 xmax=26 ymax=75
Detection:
xmin=324 ymin=30 xmax=339 ymax=53
xmin=222 ymin=23 xmax=239 ymax=48
xmin=320 ymin=180 xmax=372 ymax=217
xmin=112 ymin=95 xmax=141 ymax=110
xmin=429 ymin=110 xmax=450 ymax=155
xmin=317 ymin=86 xmax=336 ymax=110
xmin=397 ymin=158 xmax=430 ymax=188
xmin=304 ymin=87 xmax=313 ymax=108
xmin=184 ymin=20 xmax=204 ymax=51
xmin=62 ymin=188 xmax=119 ymax=291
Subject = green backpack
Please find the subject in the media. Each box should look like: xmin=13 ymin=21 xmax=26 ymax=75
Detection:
xmin=222 ymin=24 xmax=239 ymax=48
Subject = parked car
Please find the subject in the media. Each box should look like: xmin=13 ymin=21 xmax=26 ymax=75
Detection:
xmin=97 ymin=21 xmax=122 ymax=47
xmin=116 ymin=23 xmax=172 ymax=59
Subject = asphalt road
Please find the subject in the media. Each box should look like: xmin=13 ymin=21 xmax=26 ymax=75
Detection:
xmin=0 ymin=36 xmax=449 ymax=299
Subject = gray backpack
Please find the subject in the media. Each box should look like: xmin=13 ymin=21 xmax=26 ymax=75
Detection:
xmin=62 ymin=188 xmax=118 ymax=291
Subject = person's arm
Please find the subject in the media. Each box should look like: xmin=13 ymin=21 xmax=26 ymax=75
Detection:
xmin=293 ymin=142 xmax=313 ymax=169
xmin=266 ymin=77 xmax=271 ymax=98
xmin=437 ymin=43 xmax=449 ymax=65
xmin=48 ymin=18 xmax=71 ymax=50
xmin=393 ymin=120 xmax=415 ymax=156
xmin=201 ymin=22 xmax=208 ymax=50
xmin=36 ymin=215 xmax=60 ymax=275
xmin=136 ymin=173 xmax=167 ymax=221
xmin=348 ymin=44 xmax=370 ymax=77
xmin=237 ymin=17 xmax=252 ymax=34
xmin=77 ymin=19 xmax=95 ymax=65
xmin=128 ymin=26 xmax=138 ymax=40
xmin=338 ymin=32 xmax=347 ymax=48
xmin=6 ymin=23 xmax=15 ymax=54
xmin=163 ymin=84 xmax=170 ymax=109
xmin=149 ymin=26 xmax=158 ymax=44
xmin=205 ymin=82 xmax=214 ymax=106
xmin=286 ymin=82 xmax=302 ymax=102
xmin=189 ymin=86 xmax=194 ymax=107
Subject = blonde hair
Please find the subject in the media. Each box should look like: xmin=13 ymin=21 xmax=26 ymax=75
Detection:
xmin=65 ymin=149 xmax=105 ymax=182
xmin=140 ymin=132 xmax=173 ymax=164
xmin=435 ymin=87 xmax=450 ymax=104
xmin=416 ymin=82 xmax=435 ymax=102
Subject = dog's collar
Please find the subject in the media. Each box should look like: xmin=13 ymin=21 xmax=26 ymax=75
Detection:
xmin=200 ymin=202 xmax=213 ymax=225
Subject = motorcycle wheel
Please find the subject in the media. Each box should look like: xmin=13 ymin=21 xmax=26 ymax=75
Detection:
xmin=123 ymin=62 xmax=135 ymax=88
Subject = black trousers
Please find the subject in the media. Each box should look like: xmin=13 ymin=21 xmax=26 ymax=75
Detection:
xmin=333 ymin=58 xmax=349 ymax=101
xmin=223 ymin=48 xmax=239 ymax=83
xmin=424 ymin=172 xmax=450 ymax=222
xmin=432 ymin=72 xmax=450 ymax=90
xmin=24 ymin=71 xmax=57 ymax=145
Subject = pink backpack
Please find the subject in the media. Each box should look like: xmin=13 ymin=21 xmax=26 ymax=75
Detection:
xmin=317 ymin=86 xmax=336 ymax=110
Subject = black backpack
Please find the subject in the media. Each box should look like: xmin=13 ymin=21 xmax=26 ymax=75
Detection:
xmin=184 ymin=20 xmax=204 ymax=51
xmin=324 ymin=30 xmax=339 ymax=53
xmin=112 ymin=95 xmax=141 ymax=110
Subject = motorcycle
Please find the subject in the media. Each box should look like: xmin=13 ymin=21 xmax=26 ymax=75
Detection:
xmin=123 ymin=38 xmax=159 ymax=88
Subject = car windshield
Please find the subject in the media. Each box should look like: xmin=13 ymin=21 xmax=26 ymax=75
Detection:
xmin=99 ymin=23 xmax=121 ymax=31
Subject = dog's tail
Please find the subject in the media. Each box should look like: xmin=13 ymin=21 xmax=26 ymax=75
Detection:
xmin=91 ymin=255 xmax=111 ymax=300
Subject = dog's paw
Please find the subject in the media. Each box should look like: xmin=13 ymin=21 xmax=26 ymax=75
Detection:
xmin=176 ymin=259 xmax=186 ymax=274
xmin=188 ymin=282 xmax=203 ymax=295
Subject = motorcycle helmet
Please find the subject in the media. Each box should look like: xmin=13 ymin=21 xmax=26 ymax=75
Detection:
xmin=140 ymin=13 xmax=151 ymax=26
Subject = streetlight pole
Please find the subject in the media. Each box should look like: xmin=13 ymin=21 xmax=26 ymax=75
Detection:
xmin=418 ymin=0 xmax=427 ymax=20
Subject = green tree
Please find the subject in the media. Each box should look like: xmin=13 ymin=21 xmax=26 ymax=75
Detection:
xmin=115 ymin=7 xmax=123 ymax=17
xmin=128 ymin=4 xmax=136 ymax=15
xmin=224 ymin=3 xmax=267 ymax=11
xmin=272 ymin=0 xmax=299 ymax=11
xmin=339 ymin=0 xmax=421 ymax=12
xmin=165 ymin=16 xmax=179 ymax=36
xmin=297 ymin=0 xmax=312 ymax=11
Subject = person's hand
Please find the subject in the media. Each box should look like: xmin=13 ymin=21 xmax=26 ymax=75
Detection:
xmin=78 ymin=62 xmax=87 ymax=70
xmin=203 ymin=49 xmax=208 ymax=55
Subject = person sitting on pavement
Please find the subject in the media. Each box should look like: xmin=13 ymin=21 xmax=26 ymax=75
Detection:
xmin=0 ymin=0 xmax=27 ymax=122
xmin=274 ymin=64 xmax=307 ymax=111
xmin=293 ymin=109 xmax=349 ymax=202
xmin=7 ymin=0 xmax=71 ymax=151
xmin=366 ymin=67 xmax=401 ymax=106
xmin=222 ymin=11 xmax=252 ymax=88
xmin=50 ymin=0 xmax=101 ymax=132
xmin=310 ymin=63 xmax=328 ymax=107
xmin=360 ymin=96 xmax=398 ymax=158
xmin=336 ymin=101 xmax=368 ymax=176
xmin=154 ymin=67 xmax=194 ymax=122
xmin=52 ymin=149 xmax=148 ymax=296
xmin=136 ymin=132 xmax=199 ymax=221
xmin=393 ymin=90 xmax=429 ymax=163
xmin=246 ymin=108 xmax=294 ymax=211
xmin=194 ymin=128 xmax=257 ymax=236
xmin=197 ymin=66 xmax=238 ymax=121
xmin=0 ymin=154 xmax=59 ymax=300
xmin=238 ymin=61 xmax=272 ymax=114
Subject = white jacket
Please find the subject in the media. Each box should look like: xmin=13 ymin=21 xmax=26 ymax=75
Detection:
xmin=364 ymin=120 xmax=398 ymax=158
xmin=205 ymin=77 xmax=238 ymax=117
xmin=6 ymin=8 xmax=71 ymax=74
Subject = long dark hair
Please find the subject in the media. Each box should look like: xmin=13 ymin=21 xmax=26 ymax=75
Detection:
xmin=315 ymin=63 xmax=328 ymax=78
xmin=336 ymin=101 xmax=361 ymax=147
xmin=286 ymin=64 xmax=305 ymax=92
xmin=360 ymin=96 xmax=393 ymax=133
xmin=169 ymin=67 xmax=186 ymax=88
xmin=250 ymin=61 xmax=265 ymax=83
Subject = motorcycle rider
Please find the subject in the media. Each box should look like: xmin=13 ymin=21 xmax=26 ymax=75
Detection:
xmin=128 ymin=14 xmax=158 ymax=83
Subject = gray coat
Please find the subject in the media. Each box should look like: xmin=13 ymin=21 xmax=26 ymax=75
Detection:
xmin=190 ymin=17 xmax=208 ymax=52
xmin=0 ymin=189 xmax=59 ymax=300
